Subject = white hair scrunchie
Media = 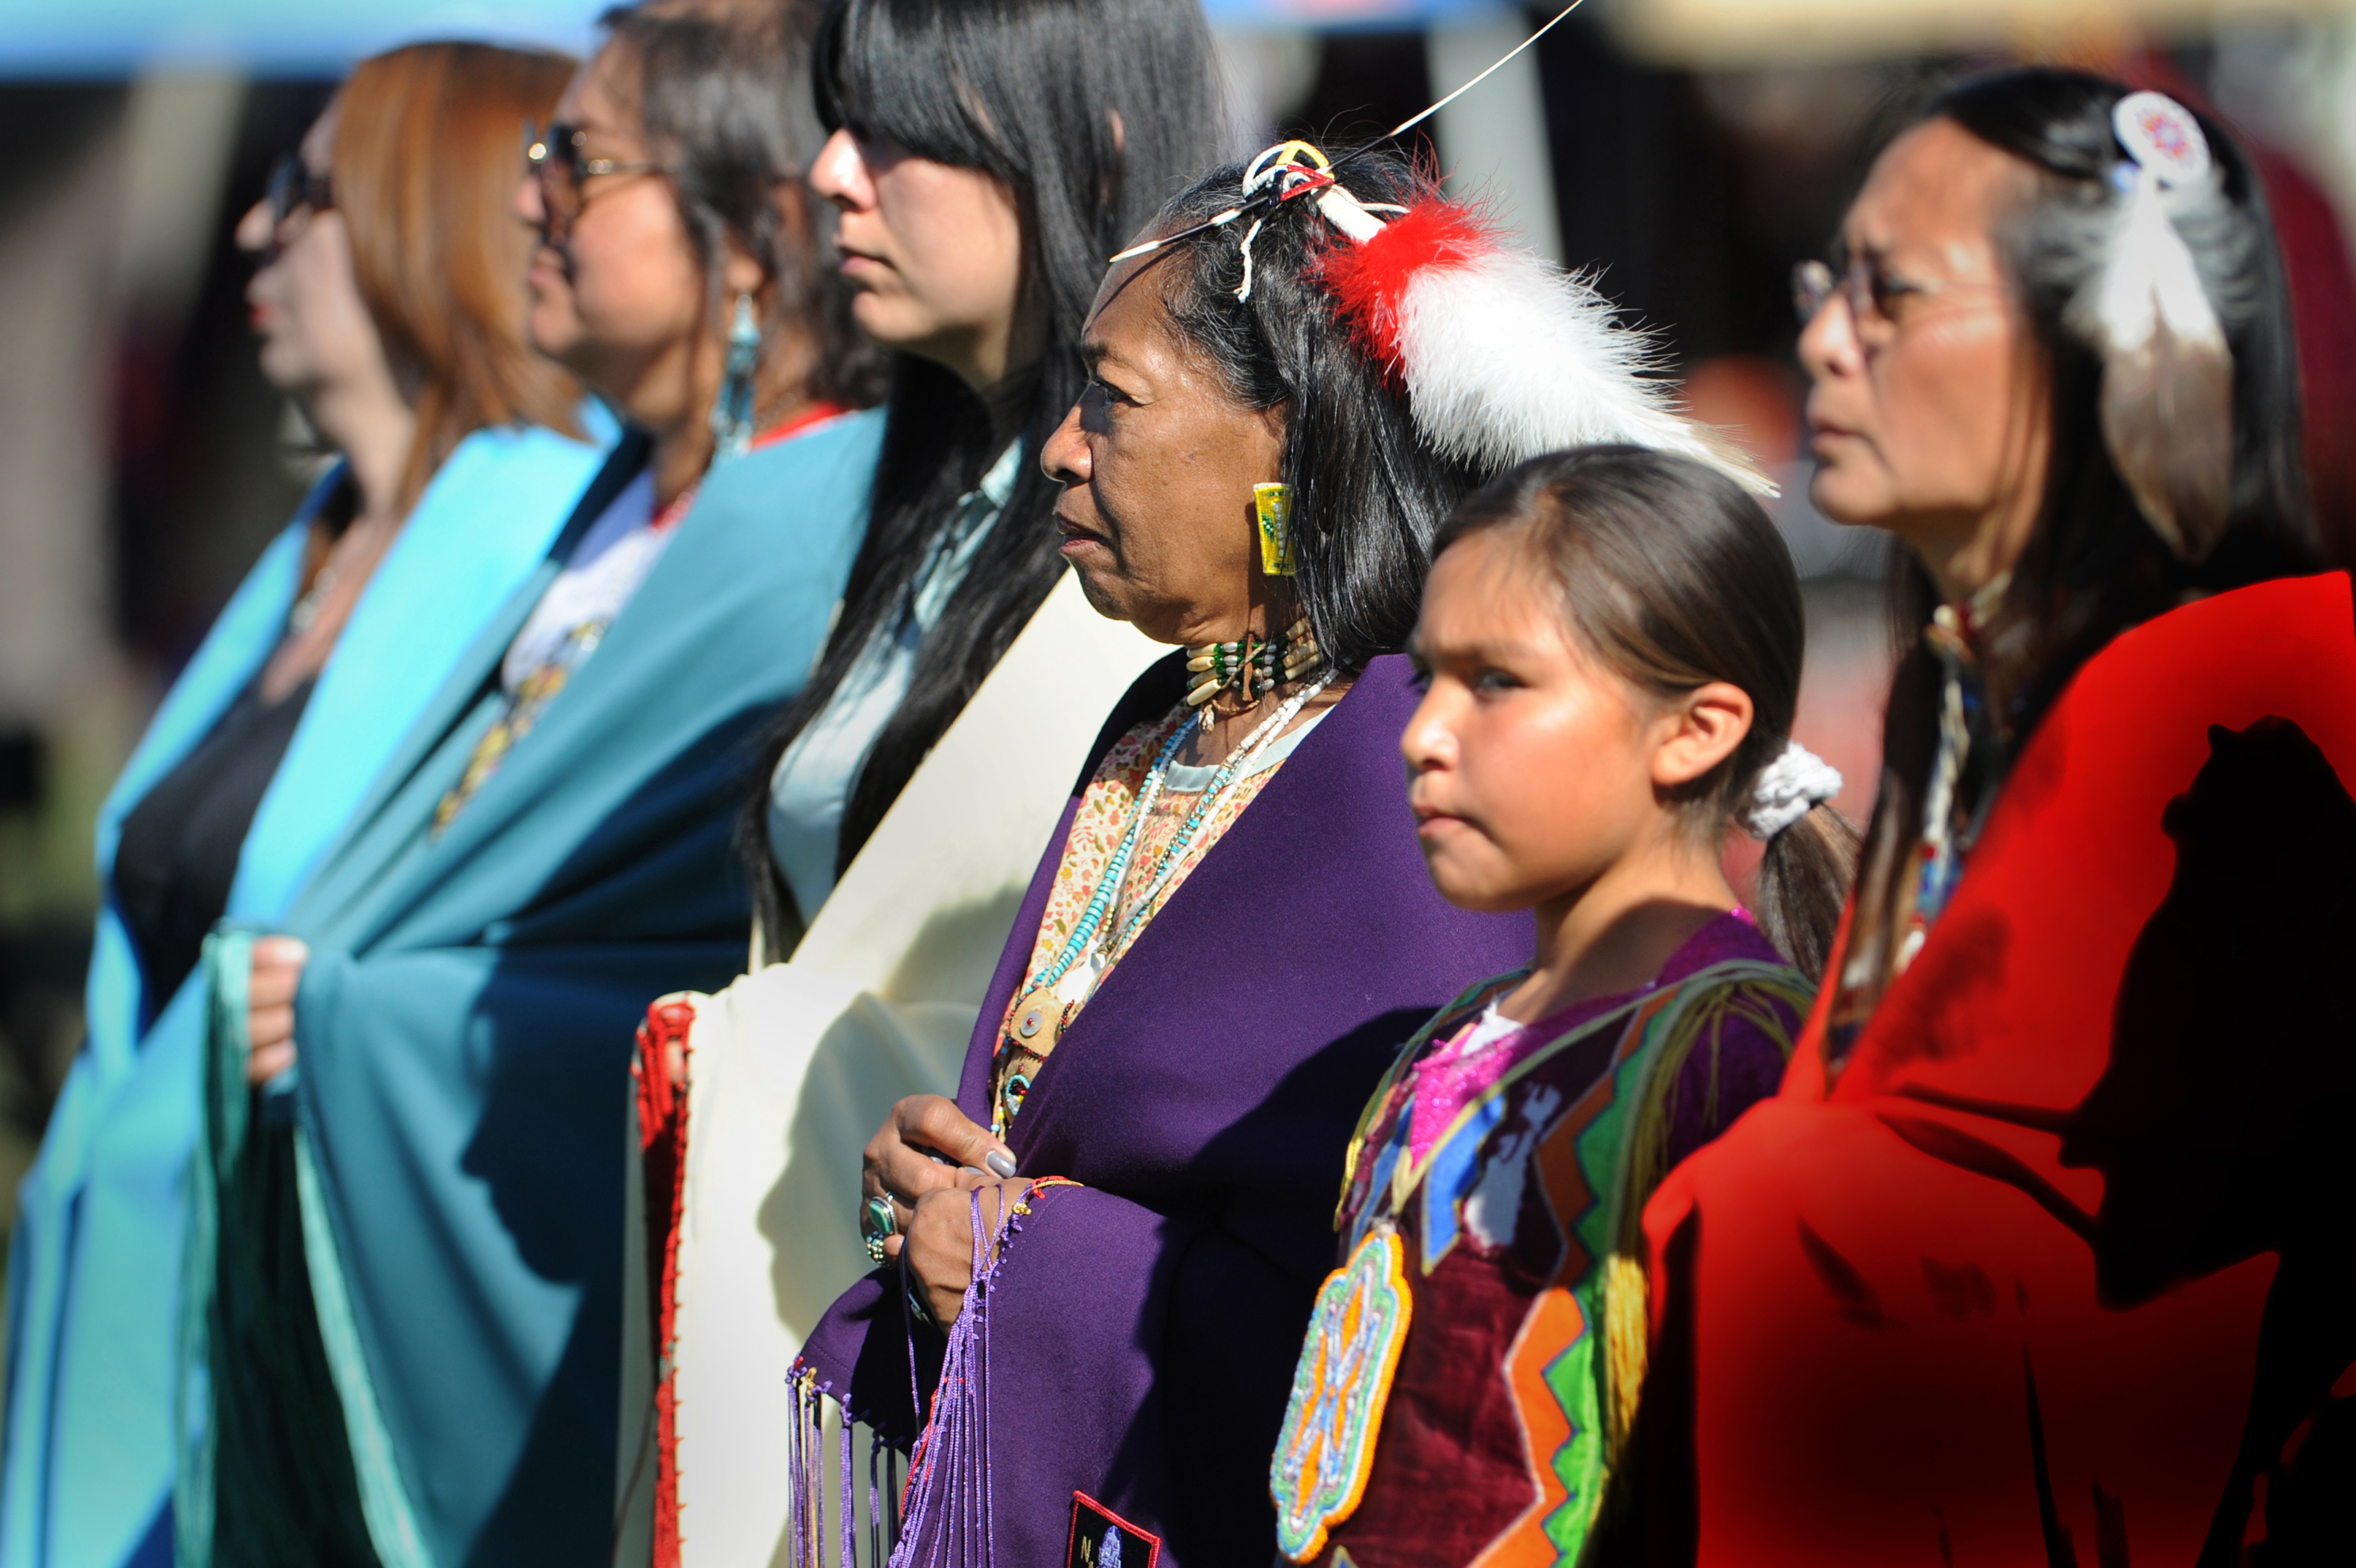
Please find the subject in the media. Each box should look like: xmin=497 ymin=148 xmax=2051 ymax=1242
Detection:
xmin=1745 ymin=740 xmax=1843 ymax=841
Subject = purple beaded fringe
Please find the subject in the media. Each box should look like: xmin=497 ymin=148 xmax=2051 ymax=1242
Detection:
xmin=787 ymin=1189 xmax=1021 ymax=1567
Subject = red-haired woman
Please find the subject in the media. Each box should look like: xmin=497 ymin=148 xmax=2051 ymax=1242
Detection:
xmin=1 ymin=40 xmax=610 ymax=1568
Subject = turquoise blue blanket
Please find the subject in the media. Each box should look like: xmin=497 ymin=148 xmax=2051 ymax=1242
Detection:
xmin=196 ymin=411 xmax=881 ymax=1566
xmin=0 ymin=423 xmax=612 ymax=1568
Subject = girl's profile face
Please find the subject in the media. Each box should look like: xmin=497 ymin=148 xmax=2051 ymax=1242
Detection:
xmin=1403 ymin=531 xmax=1667 ymax=915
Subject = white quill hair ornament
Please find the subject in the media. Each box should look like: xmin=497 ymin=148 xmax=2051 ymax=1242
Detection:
xmin=2065 ymin=91 xmax=2235 ymax=561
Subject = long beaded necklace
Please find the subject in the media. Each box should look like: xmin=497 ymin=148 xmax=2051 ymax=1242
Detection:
xmin=1900 ymin=606 xmax=1975 ymax=975
xmin=1895 ymin=573 xmax=2012 ymax=976
xmin=995 ymin=666 xmax=1338 ymax=1133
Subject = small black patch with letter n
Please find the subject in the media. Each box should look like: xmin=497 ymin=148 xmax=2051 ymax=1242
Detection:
xmin=1066 ymin=1491 xmax=1159 ymax=1568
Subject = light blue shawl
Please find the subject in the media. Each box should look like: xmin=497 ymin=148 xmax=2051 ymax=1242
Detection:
xmin=188 ymin=411 xmax=883 ymax=1566
xmin=0 ymin=421 xmax=611 ymax=1568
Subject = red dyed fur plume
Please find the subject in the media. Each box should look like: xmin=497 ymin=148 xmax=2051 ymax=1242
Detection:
xmin=1308 ymin=195 xmax=1773 ymax=492
xmin=1314 ymin=202 xmax=1504 ymax=374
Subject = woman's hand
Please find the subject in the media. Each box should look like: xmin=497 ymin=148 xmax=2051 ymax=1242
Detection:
xmin=246 ymin=936 xmax=308 ymax=1085
xmin=904 ymin=1173 xmax=1031 ymax=1328
xmin=861 ymin=1093 xmax=1019 ymax=1262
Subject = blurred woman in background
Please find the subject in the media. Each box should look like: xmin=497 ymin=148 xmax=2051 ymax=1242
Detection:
xmin=0 ymin=41 xmax=604 ymax=1568
xmin=1627 ymin=68 xmax=2355 ymax=1560
xmin=191 ymin=3 xmax=886 ymax=1563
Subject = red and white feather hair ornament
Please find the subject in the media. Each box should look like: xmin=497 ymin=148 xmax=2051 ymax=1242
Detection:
xmin=1297 ymin=159 xmax=1774 ymax=494
xmin=1110 ymin=4 xmax=1771 ymax=496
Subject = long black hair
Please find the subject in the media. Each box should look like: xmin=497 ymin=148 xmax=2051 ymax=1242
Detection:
xmin=1438 ymin=447 xmax=1859 ymax=978
xmin=742 ymin=0 xmax=1220 ymax=943
xmin=599 ymin=0 xmax=882 ymax=414
xmin=1843 ymin=66 xmax=2318 ymax=1017
xmin=1134 ymin=149 xmax=1489 ymax=671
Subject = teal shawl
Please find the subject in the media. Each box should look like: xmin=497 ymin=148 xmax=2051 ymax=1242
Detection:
xmin=188 ymin=411 xmax=882 ymax=1567
xmin=0 ymin=423 xmax=612 ymax=1568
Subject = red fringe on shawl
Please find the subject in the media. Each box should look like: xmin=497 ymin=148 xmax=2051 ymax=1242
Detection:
xmin=633 ymin=996 xmax=699 ymax=1568
xmin=1311 ymin=201 xmax=1502 ymax=375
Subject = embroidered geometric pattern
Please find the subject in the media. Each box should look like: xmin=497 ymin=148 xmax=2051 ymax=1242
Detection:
xmin=1270 ymin=1225 xmax=1414 ymax=1562
xmin=1320 ymin=958 xmax=1811 ymax=1566
xmin=1067 ymin=1491 xmax=1162 ymax=1568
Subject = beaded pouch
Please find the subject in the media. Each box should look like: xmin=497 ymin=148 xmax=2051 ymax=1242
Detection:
xmin=1268 ymin=1223 xmax=1413 ymax=1562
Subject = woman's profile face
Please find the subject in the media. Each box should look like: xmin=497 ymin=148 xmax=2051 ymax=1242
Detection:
xmin=1038 ymin=256 xmax=1286 ymax=647
xmin=1799 ymin=118 xmax=2050 ymax=589
xmin=235 ymin=99 xmax=392 ymax=400
xmin=809 ymin=127 xmax=1026 ymax=390
xmin=515 ymin=43 xmax=704 ymax=402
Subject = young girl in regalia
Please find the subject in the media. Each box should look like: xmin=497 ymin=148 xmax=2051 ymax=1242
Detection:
xmin=1269 ymin=447 xmax=1853 ymax=1568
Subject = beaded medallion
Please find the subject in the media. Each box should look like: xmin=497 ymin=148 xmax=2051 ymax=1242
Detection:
xmin=1270 ymin=1223 xmax=1413 ymax=1563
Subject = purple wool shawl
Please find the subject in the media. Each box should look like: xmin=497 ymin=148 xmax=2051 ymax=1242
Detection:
xmin=797 ymin=652 xmax=1532 ymax=1565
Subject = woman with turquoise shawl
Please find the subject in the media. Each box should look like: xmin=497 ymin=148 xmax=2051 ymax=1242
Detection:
xmin=0 ymin=44 xmax=607 ymax=1568
xmin=180 ymin=5 xmax=886 ymax=1564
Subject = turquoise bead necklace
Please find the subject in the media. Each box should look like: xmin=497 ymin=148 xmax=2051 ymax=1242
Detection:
xmin=996 ymin=667 xmax=1337 ymax=1132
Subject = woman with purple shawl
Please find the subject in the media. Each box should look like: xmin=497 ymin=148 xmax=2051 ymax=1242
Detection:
xmin=793 ymin=142 xmax=1761 ymax=1566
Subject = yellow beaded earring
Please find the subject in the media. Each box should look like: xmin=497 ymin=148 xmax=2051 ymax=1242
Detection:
xmin=1254 ymin=482 xmax=1298 ymax=576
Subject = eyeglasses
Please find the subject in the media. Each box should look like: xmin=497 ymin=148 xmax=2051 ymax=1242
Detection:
xmin=1793 ymin=255 xmax=2003 ymax=337
xmin=523 ymin=120 xmax=662 ymax=241
xmin=262 ymin=151 xmax=335 ymax=252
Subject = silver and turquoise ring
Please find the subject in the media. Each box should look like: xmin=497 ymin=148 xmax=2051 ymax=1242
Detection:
xmin=861 ymin=1194 xmax=899 ymax=1266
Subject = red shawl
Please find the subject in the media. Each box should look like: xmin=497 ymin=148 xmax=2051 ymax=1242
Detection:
xmin=1637 ymin=573 xmax=2356 ymax=1565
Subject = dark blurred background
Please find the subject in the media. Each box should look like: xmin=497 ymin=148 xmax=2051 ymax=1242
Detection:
xmin=3 ymin=0 xmax=2353 ymax=1251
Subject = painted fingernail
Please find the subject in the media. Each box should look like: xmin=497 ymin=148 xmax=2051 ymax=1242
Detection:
xmin=984 ymin=1150 xmax=1018 ymax=1179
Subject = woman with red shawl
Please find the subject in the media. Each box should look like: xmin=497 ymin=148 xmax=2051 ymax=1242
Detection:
xmin=1618 ymin=68 xmax=2352 ymax=1563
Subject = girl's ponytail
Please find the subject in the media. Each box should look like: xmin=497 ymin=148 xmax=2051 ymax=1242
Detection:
xmin=1741 ymin=740 xmax=1859 ymax=981
xmin=1756 ymin=802 xmax=1862 ymax=980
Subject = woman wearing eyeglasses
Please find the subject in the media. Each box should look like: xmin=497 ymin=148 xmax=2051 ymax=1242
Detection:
xmin=181 ymin=5 xmax=886 ymax=1564
xmin=0 ymin=42 xmax=606 ymax=1568
xmin=1613 ymin=70 xmax=2356 ymax=1560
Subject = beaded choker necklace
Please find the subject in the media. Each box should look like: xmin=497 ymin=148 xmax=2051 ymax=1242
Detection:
xmin=1185 ymin=618 xmax=1320 ymax=725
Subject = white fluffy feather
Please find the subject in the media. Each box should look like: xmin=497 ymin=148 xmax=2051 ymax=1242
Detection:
xmin=2067 ymin=166 xmax=2234 ymax=559
xmin=1392 ymin=247 xmax=1776 ymax=495
xmin=2080 ymin=167 xmax=2226 ymax=359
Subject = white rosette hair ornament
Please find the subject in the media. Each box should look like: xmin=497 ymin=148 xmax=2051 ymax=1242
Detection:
xmin=1744 ymin=739 xmax=1843 ymax=840
xmin=2065 ymin=90 xmax=2235 ymax=561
